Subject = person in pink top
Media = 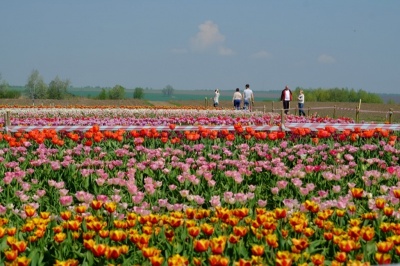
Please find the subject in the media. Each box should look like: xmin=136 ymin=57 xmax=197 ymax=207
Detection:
xmin=280 ymin=85 xmax=292 ymax=115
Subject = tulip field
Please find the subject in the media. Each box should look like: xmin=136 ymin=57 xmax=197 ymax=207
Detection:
xmin=0 ymin=106 xmax=400 ymax=266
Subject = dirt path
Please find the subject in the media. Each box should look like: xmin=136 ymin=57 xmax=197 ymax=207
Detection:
xmin=148 ymin=101 xmax=175 ymax=107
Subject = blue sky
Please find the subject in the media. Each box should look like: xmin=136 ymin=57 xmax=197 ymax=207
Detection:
xmin=1 ymin=1 xmax=399 ymax=94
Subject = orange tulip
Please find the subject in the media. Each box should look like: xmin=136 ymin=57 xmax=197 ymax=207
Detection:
xmin=9 ymin=256 xmax=31 ymax=266
xmin=350 ymin=188 xmax=363 ymax=199
xmin=104 ymin=202 xmax=117 ymax=213
xmin=375 ymin=252 xmax=391 ymax=265
xmin=250 ymin=244 xmax=265 ymax=256
xmin=393 ymin=188 xmax=400 ymax=199
xmin=274 ymin=208 xmax=287 ymax=219
xmin=4 ymin=249 xmax=18 ymax=261
xmin=375 ymin=198 xmax=386 ymax=209
xmin=383 ymin=206 xmax=394 ymax=216
xmin=228 ymin=234 xmax=241 ymax=244
xmin=266 ymin=234 xmax=279 ymax=249
xmin=66 ymin=220 xmax=81 ymax=231
xmin=11 ymin=240 xmax=27 ymax=254
xmin=303 ymin=227 xmax=315 ymax=237
xmin=194 ymin=239 xmax=209 ymax=253
xmin=376 ymin=241 xmax=394 ymax=253
xmin=149 ymin=256 xmax=164 ymax=266
xmin=210 ymin=236 xmax=227 ymax=255
xmin=201 ymin=223 xmax=214 ymax=236
xmin=142 ymin=246 xmax=161 ymax=258
xmin=188 ymin=226 xmax=200 ymax=238
xmin=167 ymin=254 xmax=189 ymax=266
xmin=311 ymin=254 xmax=325 ymax=265
xmin=323 ymin=232 xmax=333 ymax=241
xmin=60 ymin=211 xmax=71 ymax=221
xmin=361 ymin=226 xmax=375 ymax=241
xmin=54 ymin=232 xmax=67 ymax=243
xmin=97 ymin=229 xmax=108 ymax=239
xmin=109 ymin=230 xmax=127 ymax=242
xmin=6 ymin=227 xmax=16 ymax=236
xmin=91 ymin=244 xmax=107 ymax=257
xmin=334 ymin=252 xmax=347 ymax=263
xmin=105 ymin=246 xmax=121 ymax=260
xmin=75 ymin=205 xmax=87 ymax=214
xmin=275 ymin=251 xmax=293 ymax=266
xmin=40 ymin=212 xmax=51 ymax=219
xmin=24 ymin=205 xmax=36 ymax=217
xmin=291 ymin=237 xmax=309 ymax=251
xmin=338 ymin=239 xmax=355 ymax=253
xmin=233 ymin=226 xmax=248 ymax=237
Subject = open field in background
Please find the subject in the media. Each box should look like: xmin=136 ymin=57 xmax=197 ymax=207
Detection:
xmin=0 ymin=98 xmax=399 ymax=123
xmin=9 ymin=86 xmax=400 ymax=103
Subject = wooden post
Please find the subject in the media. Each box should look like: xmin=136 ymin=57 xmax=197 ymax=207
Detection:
xmin=356 ymin=99 xmax=361 ymax=123
xmin=389 ymin=108 xmax=393 ymax=124
xmin=6 ymin=111 xmax=10 ymax=127
xmin=205 ymin=97 xmax=207 ymax=108
xmin=263 ymin=105 xmax=266 ymax=114
xmin=280 ymin=109 xmax=285 ymax=131
xmin=3 ymin=113 xmax=6 ymax=132
xmin=333 ymin=105 xmax=336 ymax=119
xmin=272 ymin=101 xmax=274 ymax=113
xmin=308 ymin=107 xmax=311 ymax=116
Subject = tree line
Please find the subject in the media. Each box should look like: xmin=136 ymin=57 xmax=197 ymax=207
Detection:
xmin=294 ymin=87 xmax=383 ymax=104
xmin=0 ymin=70 xmax=179 ymax=101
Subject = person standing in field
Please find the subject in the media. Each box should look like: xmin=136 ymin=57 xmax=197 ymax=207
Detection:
xmin=213 ymin=89 xmax=220 ymax=107
xmin=232 ymin=88 xmax=242 ymax=110
xmin=298 ymin=90 xmax=306 ymax=116
xmin=242 ymin=84 xmax=254 ymax=111
xmin=280 ymin=85 xmax=292 ymax=114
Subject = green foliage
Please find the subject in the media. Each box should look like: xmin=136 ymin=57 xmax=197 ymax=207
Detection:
xmin=133 ymin=87 xmax=144 ymax=99
xmin=387 ymin=99 xmax=396 ymax=104
xmin=97 ymin=88 xmax=108 ymax=100
xmin=162 ymin=85 xmax=174 ymax=96
xmin=295 ymin=87 xmax=383 ymax=103
xmin=48 ymin=76 xmax=71 ymax=99
xmin=108 ymin=84 xmax=125 ymax=99
xmin=0 ymin=74 xmax=21 ymax=98
xmin=25 ymin=69 xmax=48 ymax=102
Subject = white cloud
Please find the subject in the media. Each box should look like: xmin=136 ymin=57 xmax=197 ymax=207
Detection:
xmin=218 ymin=46 xmax=235 ymax=56
xmin=318 ymin=54 xmax=336 ymax=64
xmin=190 ymin=20 xmax=233 ymax=55
xmin=191 ymin=20 xmax=225 ymax=50
xmin=251 ymin=50 xmax=271 ymax=59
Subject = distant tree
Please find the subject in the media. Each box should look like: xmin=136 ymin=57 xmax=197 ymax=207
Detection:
xmin=162 ymin=85 xmax=174 ymax=96
xmin=109 ymin=85 xmax=125 ymax=99
xmin=133 ymin=87 xmax=144 ymax=99
xmin=25 ymin=69 xmax=48 ymax=104
xmin=48 ymin=76 xmax=70 ymax=99
xmin=0 ymin=74 xmax=9 ymax=98
xmin=98 ymin=88 xmax=108 ymax=100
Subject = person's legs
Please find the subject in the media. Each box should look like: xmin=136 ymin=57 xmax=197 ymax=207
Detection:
xmin=283 ymin=101 xmax=289 ymax=114
xmin=298 ymin=103 xmax=304 ymax=116
xmin=234 ymin=99 xmax=241 ymax=110
xmin=244 ymin=100 xmax=249 ymax=110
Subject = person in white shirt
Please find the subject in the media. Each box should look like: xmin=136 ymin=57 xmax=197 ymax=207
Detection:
xmin=242 ymin=84 xmax=254 ymax=111
xmin=280 ymin=85 xmax=292 ymax=114
xmin=232 ymin=88 xmax=242 ymax=110
xmin=213 ymin=89 xmax=220 ymax=107
xmin=298 ymin=90 xmax=306 ymax=116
